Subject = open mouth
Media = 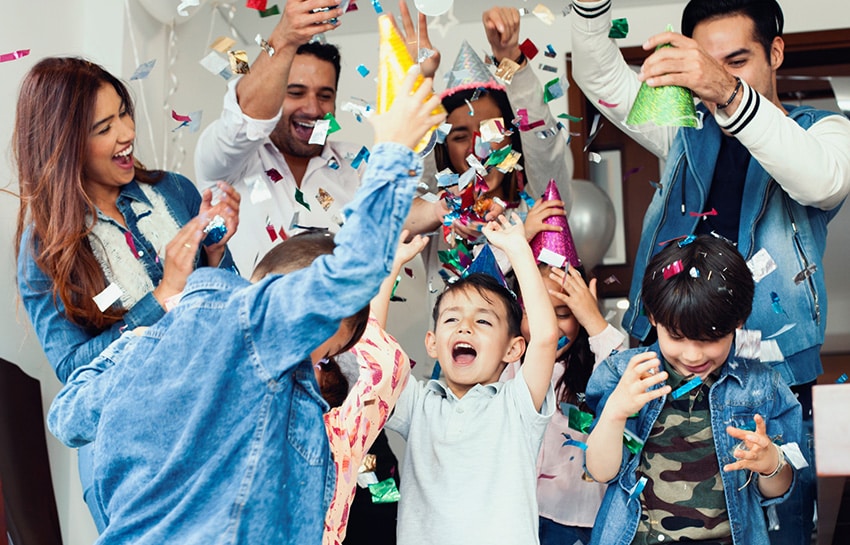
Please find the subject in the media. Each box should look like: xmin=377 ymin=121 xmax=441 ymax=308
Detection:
xmin=292 ymin=119 xmax=318 ymax=141
xmin=452 ymin=342 xmax=477 ymax=365
xmin=113 ymin=144 xmax=134 ymax=168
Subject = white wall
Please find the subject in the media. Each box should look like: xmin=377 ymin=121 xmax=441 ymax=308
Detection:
xmin=0 ymin=2 xmax=848 ymax=544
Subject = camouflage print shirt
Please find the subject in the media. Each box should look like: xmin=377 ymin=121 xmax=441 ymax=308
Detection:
xmin=632 ymin=360 xmax=733 ymax=545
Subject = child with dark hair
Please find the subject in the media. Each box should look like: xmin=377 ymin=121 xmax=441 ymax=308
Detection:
xmin=386 ymin=213 xmax=560 ymax=545
xmin=45 ymin=68 xmax=445 ymax=545
xmin=584 ymin=235 xmax=802 ymax=545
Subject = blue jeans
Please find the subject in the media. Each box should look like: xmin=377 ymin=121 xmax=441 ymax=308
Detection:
xmin=78 ymin=444 xmax=107 ymax=533
xmin=768 ymin=417 xmax=815 ymax=545
xmin=539 ymin=516 xmax=592 ymax=545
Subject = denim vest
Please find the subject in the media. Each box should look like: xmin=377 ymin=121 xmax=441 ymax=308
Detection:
xmin=623 ymin=106 xmax=843 ymax=385
xmin=586 ymin=343 xmax=803 ymax=545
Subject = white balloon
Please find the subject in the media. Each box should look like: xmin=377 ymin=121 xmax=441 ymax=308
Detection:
xmin=414 ymin=0 xmax=454 ymax=17
xmin=136 ymin=0 xmax=207 ymax=25
xmin=568 ymin=179 xmax=616 ymax=270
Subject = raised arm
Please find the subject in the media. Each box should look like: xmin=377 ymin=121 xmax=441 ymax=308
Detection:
xmin=482 ymin=213 xmax=559 ymax=410
xmin=372 ymin=229 xmax=429 ymax=328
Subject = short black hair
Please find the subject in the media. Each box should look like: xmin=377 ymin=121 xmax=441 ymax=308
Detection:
xmin=642 ymin=235 xmax=754 ymax=341
xmin=434 ymin=88 xmax=525 ymax=203
xmin=682 ymin=0 xmax=784 ymax=59
xmin=296 ymin=42 xmax=342 ymax=88
xmin=432 ymin=273 xmax=523 ymax=338
xmin=251 ymin=231 xmax=370 ymax=356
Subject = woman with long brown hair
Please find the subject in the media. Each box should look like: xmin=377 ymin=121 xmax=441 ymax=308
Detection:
xmin=14 ymin=57 xmax=240 ymax=530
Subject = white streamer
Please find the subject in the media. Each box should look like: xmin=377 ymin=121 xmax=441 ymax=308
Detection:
xmin=124 ymin=0 xmax=160 ymax=169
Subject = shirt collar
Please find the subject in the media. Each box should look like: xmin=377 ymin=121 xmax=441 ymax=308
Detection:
xmin=425 ymin=378 xmax=502 ymax=400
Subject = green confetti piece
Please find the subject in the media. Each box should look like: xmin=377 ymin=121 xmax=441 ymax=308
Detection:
xmin=609 ymin=18 xmax=629 ymax=39
xmin=323 ymin=111 xmax=341 ymax=134
xmin=389 ymin=275 xmax=401 ymax=299
xmin=295 ymin=187 xmax=311 ymax=211
xmin=568 ymin=407 xmax=594 ymax=434
xmin=259 ymin=4 xmax=280 ymax=17
xmin=368 ymin=477 xmax=400 ymax=504
xmin=623 ymin=427 xmax=645 ymax=455
xmin=557 ymin=113 xmax=583 ymax=123
xmin=484 ymin=144 xmax=513 ymax=167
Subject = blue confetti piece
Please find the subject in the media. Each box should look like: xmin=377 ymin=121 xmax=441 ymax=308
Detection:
xmin=356 ymin=64 xmax=370 ymax=77
xmin=671 ymin=375 xmax=703 ymax=399
xmin=678 ymin=234 xmax=696 ymax=247
xmin=202 ymin=215 xmax=227 ymax=246
xmin=518 ymin=190 xmax=536 ymax=209
xmin=557 ymin=336 xmax=570 ymax=350
xmin=770 ymin=291 xmax=785 ymax=315
xmin=544 ymin=44 xmax=557 ymax=58
xmin=837 ymin=373 xmax=848 ymax=384
xmin=561 ymin=433 xmax=588 ymax=451
xmin=628 ymin=476 xmax=647 ymax=504
xmin=327 ymin=157 xmax=340 ymax=170
xmin=430 ymin=361 xmax=442 ymax=380
xmin=129 ymin=59 xmax=156 ymax=81
xmin=351 ymin=146 xmax=370 ymax=168
xmin=371 ymin=0 xmax=383 ymax=13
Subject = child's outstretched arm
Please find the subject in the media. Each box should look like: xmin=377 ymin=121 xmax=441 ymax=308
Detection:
xmin=371 ymin=229 xmax=429 ymax=328
xmin=585 ymin=351 xmax=670 ymax=482
xmin=724 ymin=414 xmax=793 ymax=498
xmin=482 ymin=213 xmax=559 ymax=411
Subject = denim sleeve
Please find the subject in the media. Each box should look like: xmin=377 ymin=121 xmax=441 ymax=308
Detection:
xmin=46 ymin=332 xmax=138 ymax=447
xmin=240 ymin=143 xmax=422 ymax=380
xmin=756 ymin=373 xmax=803 ymax=506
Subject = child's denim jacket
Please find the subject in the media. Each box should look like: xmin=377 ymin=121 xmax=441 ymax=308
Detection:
xmin=586 ymin=342 xmax=803 ymax=545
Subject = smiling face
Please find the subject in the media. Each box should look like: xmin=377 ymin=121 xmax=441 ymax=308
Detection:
xmin=426 ymin=284 xmax=525 ymax=398
xmin=654 ymin=322 xmax=734 ymax=379
xmin=82 ymin=84 xmax=136 ymax=203
xmin=270 ymin=53 xmax=338 ymax=160
xmin=692 ymin=13 xmax=783 ymax=106
xmin=521 ymin=271 xmax=580 ymax=359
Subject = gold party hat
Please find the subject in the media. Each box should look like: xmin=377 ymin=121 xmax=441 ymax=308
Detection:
xmin=376 ymin=14 xmax=445 ymax=154
xmin=625 ymin=33 xmax=700 ymax=129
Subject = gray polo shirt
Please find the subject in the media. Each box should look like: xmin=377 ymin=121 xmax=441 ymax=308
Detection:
xmin=387 ymin=365 xmax=555 ymax=545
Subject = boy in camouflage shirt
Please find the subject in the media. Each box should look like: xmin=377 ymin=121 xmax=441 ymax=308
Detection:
xmin=583 ymin=236 xmax=802 ymax=545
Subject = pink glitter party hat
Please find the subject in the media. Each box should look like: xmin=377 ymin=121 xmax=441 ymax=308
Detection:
xmin=529 ymin=179 xmax=581 ymax=268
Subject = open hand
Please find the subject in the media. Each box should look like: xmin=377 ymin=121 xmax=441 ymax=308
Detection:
xmin=399 ymin=0 xmax=441 ymax=77
xmin=524 ymin=198 xmax=564 ymax=241
xmin=270 ymin=0 xmax=342 ymax=52
xmin=605 ymin=351 xmax=670 ymax=421
xmin=724 ymin=414 xmax=783 ymax=474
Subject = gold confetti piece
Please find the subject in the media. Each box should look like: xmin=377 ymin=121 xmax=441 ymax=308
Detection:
xmin=210 ymin=36 xmax=236 ymax=53
xmin=228 ymin=50 xmax=250 ymax=75
xmin=316 ymin=187 xmax=334 ymax=210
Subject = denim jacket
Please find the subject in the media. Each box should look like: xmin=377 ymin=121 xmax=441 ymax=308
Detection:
xmin=586 ymin=342 xmax=802 ymax=545
xmin=623 ymin=106 xmax=843 ymax=386
xmin=47 ymin=143 xmax=422 ymax=544
xmin=17 ymin=172 xmax=236 ymax=383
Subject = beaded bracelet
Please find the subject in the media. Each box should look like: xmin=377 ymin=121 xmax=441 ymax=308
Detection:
xmin=716 ymin=76 xmax=743 ymax=110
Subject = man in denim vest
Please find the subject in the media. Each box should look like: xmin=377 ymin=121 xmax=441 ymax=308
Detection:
xmin=570 ymin=1 xmax=850 ymax=543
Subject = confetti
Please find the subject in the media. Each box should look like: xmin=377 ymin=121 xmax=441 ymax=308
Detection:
xmin=265 ymin=168 xmax=283 ymax=182
xmin=171 ymin=110 xmax=192 ymax=123
xmin=544 ymin=44 xmax=557 ymax=58
xmin=583 ymin=114 xmax=603 ymax=152
xmin=404 ymin=267 xmax=415 ymax=278
xmin=295 ymin=188 xmax=311 ymax=210
xmin=186 ymin=110 xmax=203 ymax=133
xmin=628 ymin=476 xmax=648 ymax=503
xmin=323 ymin=112 xmax=341 ymax=134
xmin=690 ymin=208 xmax=718 ymax=218
xmin=532 ymin=3 xmax=555 ymax=25
xmin=793 ymin=263 xmax=817 ymax=285
xmin=539 ymin=64 xmax=558 ymax=73
xmin=0 ymin=49 xmax=30 ymax=63
xmin=494 ymin=58 xmax=521 ymax=84
xmin=93 ymin=283 xmax=123 ymax=312
xmin=558 ymin=113 xmax=583 ymax=123
xmin=837 ymin=373 xmax=848 ymax=384
xmin=561 ymin=433 xmax=588 ymax=451
xmin=316 ymin=188 xmax=334 ymax=211
xmin=435 ymin=168 xmax=459 ymax=188
xmin=435 ymin=122 xmax=452 ymax=143
xmin=210 ymin=36 xmax=236 ymax=53
xmin=247 ymin=175 xmax=272 ymax=203
xmin=129 ymin=59 xmax=156 ymax=81
xmin=622 ymin=427 xmax=645 ymax=455
xmin=177 ymin=0 xmax=201 ymax=16
xmin=735 ymin=329 xmax=761 ymax=359
xmin=519 ymin=38 xmax=539 ymax=60
xmin=603 ymin=275 xmax=620 ymax=285
xmin=327 ymin=157 xmax=340 ymax=170
xmin=246 ymin=0 xmax=268 ymax=10
xmin=356 ymin=64 xmax=370 ymax=77
xmin=479 ymin=118 xmax=506 ymax=143
xmin=308 ymin=119 xmax=331 ymax=145
xmin=598 ymin=99 xmax=619 ymax=108
xmin=662 ymin=259 xmax=684 ymax=279
xmin=671 ymin=375 xmax=703 ymax=399
xmin=609 ymin=18 xmax=629 ymax=39
xmin=770 ymin=291 xmax=785 ymax=314
xmin=259 ymin=4 xmax=280 ymax=16
xmin=199 ymin=51 xmax=233 ymax=80
xmin=202 ymin=215 xmax=227 ymax=246
xmin=228 ymin=50 xmax=250 ymax=74
xmin=543 ymin=76 xmax=567 ymax=103
xmin=255 ymin=34 xmax=275 ymax=57
xmin=766 ymin=324 xmax=796 ymax=339
xmin=371 ymin=0 xmax=383 ymax=13
xmin=677 ymin=234 xmax=696 ymax=247
xmin=518 ymin=190 xmax=536 ymax=209
xmin=746 ymin=248 xmax=777 ymax=282
xmin=351 ymin=146 xmax=370 ymax=168
xmin=345 ymin=0 xmax=358 ymax=12
xmin=588 ymin=152 xmax=602 ymax=163
xmin=622 ymin=165 xmax=644 ymax=183
xmin=495 ymin=150 xmax=522 ymax=173
xmin=689 ymin=266 xmax=700 ymax=278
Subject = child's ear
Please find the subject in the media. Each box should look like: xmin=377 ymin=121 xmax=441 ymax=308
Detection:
xmin=425 ymin=330 xmax=439 ymax=359
xmin=503 ymin=335 xmax=526 ymax=363
xmin=648 ymin=315 xmax=656 ymax=327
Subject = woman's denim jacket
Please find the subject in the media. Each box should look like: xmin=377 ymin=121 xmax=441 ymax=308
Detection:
xmin=622 ymin=107 xmax=843 ymax=386
xmin=18 ymin=172 xmax=236 ymax=384
xmin=46 ymin=144 xmax=422 ymax=544
xmin=585 ymin=342 xmax=803 ymax=545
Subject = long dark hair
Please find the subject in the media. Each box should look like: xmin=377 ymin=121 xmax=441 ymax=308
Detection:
xmin=15 ymin=57 xmax=161 ymax=331
xmin=551 ymin=265 xmax=595 ymax=407
xmin=434 ymin=87 xmax=525 ymax=204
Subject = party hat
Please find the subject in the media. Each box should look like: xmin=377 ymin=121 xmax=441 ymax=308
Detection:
xmin=625 ymin=33 xmax=700 ymax=129
xmin=376 ymin=14 xmax=444 ymax=154
xmin=441 ymin=40 xmax=505 ymax=99
xmin=463 ymin=244 xmax=509 ymax=291
xmin=529 ymin=179 xmax=581 ymax=269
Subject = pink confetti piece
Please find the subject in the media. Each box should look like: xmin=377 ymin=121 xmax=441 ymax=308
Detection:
xmin=622 ymin=166 xmax=644 ymax=183
xmin=171 ymin=110 xmax=192 ymax=123
xmin=690 ymin=208 xmax=718 ymax=218
xmin=0 ymin=49 xmax=30 ymax=63
xmin=404 ymin=267 xmax=415 ymax=278
xmin=265 ymin=168 xmax=283 ymax=182
xmin=598 ymin=99 xmax=619 ymax=108
xmin=662 ymin=259 xmax=684 ymax=280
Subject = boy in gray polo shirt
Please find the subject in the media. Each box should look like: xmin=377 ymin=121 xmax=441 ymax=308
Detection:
xmin=386 ymin=214 xmax=559 ymax=545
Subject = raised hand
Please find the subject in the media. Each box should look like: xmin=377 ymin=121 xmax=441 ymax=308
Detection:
xmin=724 ymin=414 xmax=784 ymax=475
xmin=369 ymin=65 xmax=445 ymax=149
xmin=482 ymin=7 xmax=523 ymax=64
xmin=200 ymin=182 xmax=241 ymax=266
xmin=548 ymin=266 xmax=609 ymax=337
xmin=270 ymin=0 xmax=342 ymax=53
xmin=605 ymin=351 xmax=669 ymax=421
xmin=481 ymin=212 xmax=528 ymax=255
xmin=399 ymin=0 xmax=441 ymax=78
xmin=524 ymin=198 xmax=564 ymax=241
